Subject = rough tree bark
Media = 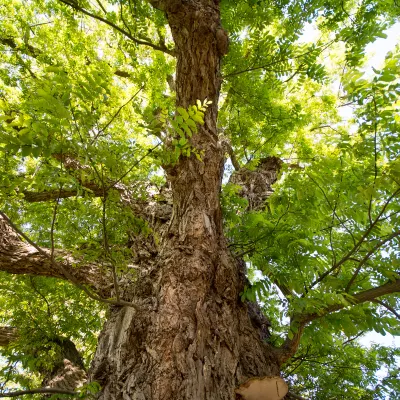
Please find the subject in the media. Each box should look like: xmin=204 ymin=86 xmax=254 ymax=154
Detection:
xmin=1 ymin=1 xmax=399 ymax=398
xmin=89 ymin=1 xmax=284 ymax=399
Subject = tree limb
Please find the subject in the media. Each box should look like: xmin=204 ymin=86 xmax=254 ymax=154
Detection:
xmin=22 ymin=186 xmax=104 ymax=202
xmin=285 ymin=392 xmax=307 ymax=400
xmin=0 ymin=36 xmax=139 ymax=79
xmin=372 ymin=299 xmax=400 ymax=319
xmin=0 ymin=388 xmax=77 ymax=398
xmin=0 ymin=326 xmax=18 ymax=347
xmin=345 ymin=229 xmax=400 ymax=292
xmin=0 ymin=37 xmax=41 ymax=57
xmin=307 ymin=279 xmax=400 ymax=323
xmin=0 ymin=212 xmax=137 ymax=307
xmin=307 ymin=187 xmax=400 ymax=291
xmin=58 ymin=0 xmax=175 ymax=56
xmin=275 ymin=278 xmax=400 ymax=364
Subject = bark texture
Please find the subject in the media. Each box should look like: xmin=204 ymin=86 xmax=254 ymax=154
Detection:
xmin=90 ymin=1 xmax=282 ymax=399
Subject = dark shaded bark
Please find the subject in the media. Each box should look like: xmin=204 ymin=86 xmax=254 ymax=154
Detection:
xmin=0 ymin=330 xmax=86 ymax=395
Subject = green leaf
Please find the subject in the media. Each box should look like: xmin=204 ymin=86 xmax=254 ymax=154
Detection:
xmin=177 ymin=107 xmax=189 ymax=121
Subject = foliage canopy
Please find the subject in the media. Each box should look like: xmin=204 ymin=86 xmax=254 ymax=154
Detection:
xmin=0 ymin=0 xmax=399 ymax=398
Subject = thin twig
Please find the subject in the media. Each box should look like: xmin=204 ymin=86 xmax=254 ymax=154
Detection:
xmin=306 ymin=187 xmax=400 ymax=291
xmin=94 ymin=86 xmax=143 ymax=142
xmin=343 ymin=331 xmax=364 ymax=345
xmin=223 ymin=40 xmax=335 ymax=78
xmin=95 ymin=0 xmax=107 ymax=14
xmin=368 ymin=92 xmax=379 ymax=225
xmin=107 ymin=142 xmax=162 ymax=190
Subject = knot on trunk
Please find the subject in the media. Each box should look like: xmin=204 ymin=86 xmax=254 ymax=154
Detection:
xmin=229 ymin=157 xmax=283 ymax=211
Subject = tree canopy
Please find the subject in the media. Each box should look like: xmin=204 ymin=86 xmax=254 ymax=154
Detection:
xmin=0 ymin=0 xmax=399 ymax=399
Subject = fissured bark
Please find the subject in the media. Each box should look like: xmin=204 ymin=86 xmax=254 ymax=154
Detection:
xmin=90 ymin=1 xmax=282 ymax=399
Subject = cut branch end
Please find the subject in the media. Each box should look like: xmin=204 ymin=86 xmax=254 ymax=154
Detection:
xmin=236 ymin=376 xmax=288 ymax=400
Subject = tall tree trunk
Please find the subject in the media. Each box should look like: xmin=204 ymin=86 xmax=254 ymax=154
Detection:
xmin=90 ymin=1 xmax=283 ymax=399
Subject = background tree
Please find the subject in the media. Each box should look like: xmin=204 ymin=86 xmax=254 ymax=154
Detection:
xmin=0 ymin=0 xmax=399 ymax=399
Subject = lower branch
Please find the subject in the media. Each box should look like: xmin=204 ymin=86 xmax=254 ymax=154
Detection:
xmin=0 ymin=331 xmax=87 ymax=396
xmin=0 ymin=212 xmax=111 ymax=297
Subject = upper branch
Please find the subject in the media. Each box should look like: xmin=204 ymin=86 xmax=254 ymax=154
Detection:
xmin=307 ymin=187 xmax=400 ymax=291
xmin=0 ymin=36 xmax=133 ymax=78
xmin=58 ymin=0 xmax=175 ymax=56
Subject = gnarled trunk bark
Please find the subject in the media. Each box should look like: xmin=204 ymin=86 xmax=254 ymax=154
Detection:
xmin=90 ymin=1 xmax=283 ymax=399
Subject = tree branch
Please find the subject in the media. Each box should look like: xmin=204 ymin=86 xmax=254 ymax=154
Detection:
xmin=275 ymin=278 xmax=400 ymax=364
xmin=345 ymin=229 xmax=400 ymax=292
xmin=372 ymin=299 xmax=400 ymax=319
xmin=0 ymin=37 xmax=41 ymax=57
xmin=0 ymin=212 xmax=136 ymax=307
xmin=58 ymin=0 xmax=175 ymax=56
xmin=307 ymin=187 xmax=400 ymax=291
xmin=309 ymin=279 xmax=400 ymax=322
xmin=0 ymin=36 xmax=143 ymax=79
xmin=0 ymin=388 xmax=77 ymax=398
xmin=0 ymin=326 xmax=18 ymax=347
xmin=22 ymin=186 xmax=104 ymax=202
xmin=0 ymin=331 xmax=87 ymax=394
xmin=285 ymin=392 xmax=307 ymax=400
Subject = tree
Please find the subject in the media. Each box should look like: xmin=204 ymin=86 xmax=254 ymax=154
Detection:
xmin=0 ymin=0 xmax=399 ymax=398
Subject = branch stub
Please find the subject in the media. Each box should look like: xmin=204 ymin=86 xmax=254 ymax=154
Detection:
xmin=236 ymin=376 xmax=288 ymax=400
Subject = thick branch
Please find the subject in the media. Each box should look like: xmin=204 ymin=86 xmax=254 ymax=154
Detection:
xmin=0 ymin=213 xmax=111 ymax=297
xmin=0 ymin=331 xmax=87 ymax=394
xmin=23 ymin=185 xmax=104 ymax=202
xmin=285 ymin=392 xmax=307 ymax=400
xmin=0 ymin=37 xmax=42 ymax=57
